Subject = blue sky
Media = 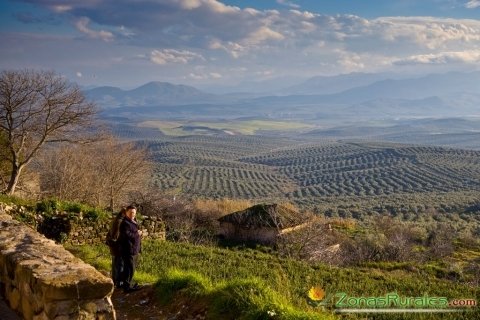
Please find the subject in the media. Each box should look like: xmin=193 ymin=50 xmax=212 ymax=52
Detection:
xmin=1 ymin=0 xmax=480 ymax=89
xmin=225 ymin=0 xmax=480 ymax=18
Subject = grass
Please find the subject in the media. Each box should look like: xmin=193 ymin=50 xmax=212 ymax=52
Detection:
xmin=0 ymin=194 xmax=35 ymax=207
xmin=193 ymin=198 xmax=253 ymax=215
xmin=67 ymin=240 xmax=479 ymax=320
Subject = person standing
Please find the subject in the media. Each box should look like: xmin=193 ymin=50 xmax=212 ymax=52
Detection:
xmin=105 ymin=207 xmax=126 ymax=288
xmin=118 ymin=205 xmax=142 ymax=293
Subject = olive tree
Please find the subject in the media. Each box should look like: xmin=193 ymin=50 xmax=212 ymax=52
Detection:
xmin=0 ymin=69 xmax=95 ymax=194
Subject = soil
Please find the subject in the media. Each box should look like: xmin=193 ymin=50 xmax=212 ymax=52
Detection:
xmin=111 ymin=285 xmax=208 ymax=320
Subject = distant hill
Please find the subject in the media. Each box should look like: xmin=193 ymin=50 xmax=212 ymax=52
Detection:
xmin=93 ymin=71 xmax=480 ymax=124
xmin=284 ymin=72 xmax=397 ymax=95
xmin=245 ymin=71 xmax=480 ymax=120
xmin=252 ymin=71 xmax=480 ymax=105
xmin=329 ymin=71 xmax=480 ymax=102
xmin=86 ymin=81 xmax=218 ymax=108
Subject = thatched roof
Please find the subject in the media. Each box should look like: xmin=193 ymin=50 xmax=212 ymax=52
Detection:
xmin=218 ymin=204 xmax=305 ymax=229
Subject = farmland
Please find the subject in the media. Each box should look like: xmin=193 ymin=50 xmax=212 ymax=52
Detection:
xmin=144 ymin=135 xmax=480 ymax=241
xmin=138 ymin=119 xmax=315 ymax=136
xmin=146 ymin=136 xmax=480 ymax=210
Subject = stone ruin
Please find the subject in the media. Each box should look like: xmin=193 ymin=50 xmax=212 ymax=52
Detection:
xmin=0 ymin=211 xmax=116 ymax=320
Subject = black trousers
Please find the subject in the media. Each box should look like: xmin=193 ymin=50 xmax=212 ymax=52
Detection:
xmin=111 ymin=255 xmax=123 ymax=287
xmin=121 ymin=254 xmax=137 ymax=289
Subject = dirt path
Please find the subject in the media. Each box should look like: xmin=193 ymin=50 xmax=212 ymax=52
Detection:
xmin=111 ymin=285 xmax=207 ymax=320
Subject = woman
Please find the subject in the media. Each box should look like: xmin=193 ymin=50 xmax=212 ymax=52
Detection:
xmin=106 ymin=207 xmax=126 ymax=288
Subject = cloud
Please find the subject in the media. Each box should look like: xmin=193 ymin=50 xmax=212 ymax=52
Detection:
xmin=276 ymin=0 xmax=300 ymax=9
xmin=244 ymin=26 xmax=284 ymax=45
xmin=371 ymin=17 xmax=480 ymax=50
xmin=209 ymin=72 xmax=222 ymax=78
xmin=188 ymin=72 xmax=222 ymax=80
xmin=76 ymin=71 xmax=83 ymax=77
xmin=150 ymin=49 xmax=205 ymax=65
xmin=50 ymin=5 xmax=73 ymax=13
xmin=74 ymin=17 xmax=114 ymax=41
xmin=465 ymin=0 xmax=480 ymax=8
xmin=6 ymin=0 xmax=480 ymax=85
xmin=394 ymin=50 xmax=480 ymax=65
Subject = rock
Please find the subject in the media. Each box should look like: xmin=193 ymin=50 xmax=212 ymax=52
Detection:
xmin=21 ymin=295 xmax=33 ymax=320
xmin=32 ymin=312 xmax=49 ymax=320
xmin=0 ymin=212 xmax=115 ymax=320
xmin=7 ymin=287 xmax=20 ymax=310
xmin=44 ymin=300 xmax=78 ymax=318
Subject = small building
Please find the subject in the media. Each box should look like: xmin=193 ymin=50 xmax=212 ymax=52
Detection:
xmin=217 ymin=203 xmax=307 ymax=245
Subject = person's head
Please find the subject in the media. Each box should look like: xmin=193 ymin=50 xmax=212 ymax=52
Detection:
xmin=116 ymin=207 xmax=127 ymax=219
xmin=125 ymin=205 xmax=137 ymax=220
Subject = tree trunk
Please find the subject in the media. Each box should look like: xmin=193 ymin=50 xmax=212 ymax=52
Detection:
xmin=5 ymin=163 xmax=22 ymax=195
xmin=109 ymin=185 xmax=114 ymax=213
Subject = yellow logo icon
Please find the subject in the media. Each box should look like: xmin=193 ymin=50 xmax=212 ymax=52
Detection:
xmin=308 ymin=286 xmax=326 ymax=301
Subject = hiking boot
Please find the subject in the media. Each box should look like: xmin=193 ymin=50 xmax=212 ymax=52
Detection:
xmin=123 ymin=283 xmax=141 ymax=293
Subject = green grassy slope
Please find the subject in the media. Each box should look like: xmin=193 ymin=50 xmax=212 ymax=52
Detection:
xmin=68 ymin=240 xmax=479 ymax=320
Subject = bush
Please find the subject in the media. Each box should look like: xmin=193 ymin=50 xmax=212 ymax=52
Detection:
xmin=36 ymin=199 xmax=59 ymax=215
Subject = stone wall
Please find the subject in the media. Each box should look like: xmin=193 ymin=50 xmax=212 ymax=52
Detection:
xmin=0 ymin=212 xmax=116 ymax=320
xmin=1 ymin=203 xmax=165 ymax=245
xmin=66 ymin=215 xmax=165 ymax=245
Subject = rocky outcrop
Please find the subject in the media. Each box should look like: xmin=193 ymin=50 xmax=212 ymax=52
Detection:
xmin=0 ymin=213 xmax=116 ymax=320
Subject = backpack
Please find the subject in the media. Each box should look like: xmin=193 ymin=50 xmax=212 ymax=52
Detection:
xmin=105 ymin=216 xmax=124 ymax=247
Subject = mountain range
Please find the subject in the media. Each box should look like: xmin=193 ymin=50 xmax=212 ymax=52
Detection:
xmin=89 ymin=71 xmax=480 ymax=122
xmin=86 ymin=81 xmax=218 ymax=108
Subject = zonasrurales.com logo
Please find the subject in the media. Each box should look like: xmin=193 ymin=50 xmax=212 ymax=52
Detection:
xmin=306 ymin=287 xmax=477 ymax=314
xmin=307 ymin=286 xmax=328 ymax=307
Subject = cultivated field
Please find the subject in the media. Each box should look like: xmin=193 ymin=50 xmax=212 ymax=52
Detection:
xmin=146 ymin=136 xmax=480 ymax=208
xmin=137 ymin=119 xmax=315 ymax=136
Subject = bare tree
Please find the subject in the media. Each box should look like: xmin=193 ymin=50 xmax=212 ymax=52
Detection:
xmin=95 ymin=137 xmax=152 ymax=211
xmin=36 ymin=136 xmax=151 ymax=210
xmin=0 ymin=69 xmax=96 ymax=194
xmin=36 ymin=144 xmax=98 ymax=203
xmin=276 ymin=216 xmax=343 ymax=263
xmin=0 ymin=129 xmax=10 ymax=190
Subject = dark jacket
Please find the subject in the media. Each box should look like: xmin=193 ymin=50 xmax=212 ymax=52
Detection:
xmin=119 ymin=217 xmax=141 ymax=256
xmin=106 ymin=214 xmax=124 ymax=256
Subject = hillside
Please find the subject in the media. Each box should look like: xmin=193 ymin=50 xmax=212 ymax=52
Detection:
xmin=86 ymin=81 xmax=218 ymax=107
xmin=146 ymin=137 xmax=480 ymax=204
xmin=69 ymin=239 xmax=480 ymax=320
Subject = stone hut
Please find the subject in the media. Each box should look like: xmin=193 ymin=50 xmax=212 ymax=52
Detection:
xmin=217 ymin=203 xmax=307 ymax=245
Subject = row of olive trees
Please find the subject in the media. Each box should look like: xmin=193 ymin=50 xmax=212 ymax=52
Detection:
xmin=0 ymin=69 xmax=151 ymax=210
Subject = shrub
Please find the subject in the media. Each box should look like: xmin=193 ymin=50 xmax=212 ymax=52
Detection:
xmin=36 ymin=199 xmax=58 ymax=215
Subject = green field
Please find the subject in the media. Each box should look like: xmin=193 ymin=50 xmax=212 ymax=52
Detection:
xmin=138 ymin=119 xmax=315 ymax=136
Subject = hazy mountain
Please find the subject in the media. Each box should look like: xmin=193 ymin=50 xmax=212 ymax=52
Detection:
xmin=347 ymin=96 xmax=451 ymax=118
xmin=198 ymin=75 xmax=306 ymax=94
xmin=330 ymin=71 xmax=480 ymax=103
xmin=94 ymin=71 xmax=480 ymax=125
xmin=86 ymin=81 xmax=218 ymax=108
xmin=249 ymin=72 xmax=480 ymax=112
xmin=284 ymin=72 xmax=398 ymax=95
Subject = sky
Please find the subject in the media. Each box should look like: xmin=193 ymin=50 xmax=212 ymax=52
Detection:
xmin=1 ymin=0 xmax=480 ymax=89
